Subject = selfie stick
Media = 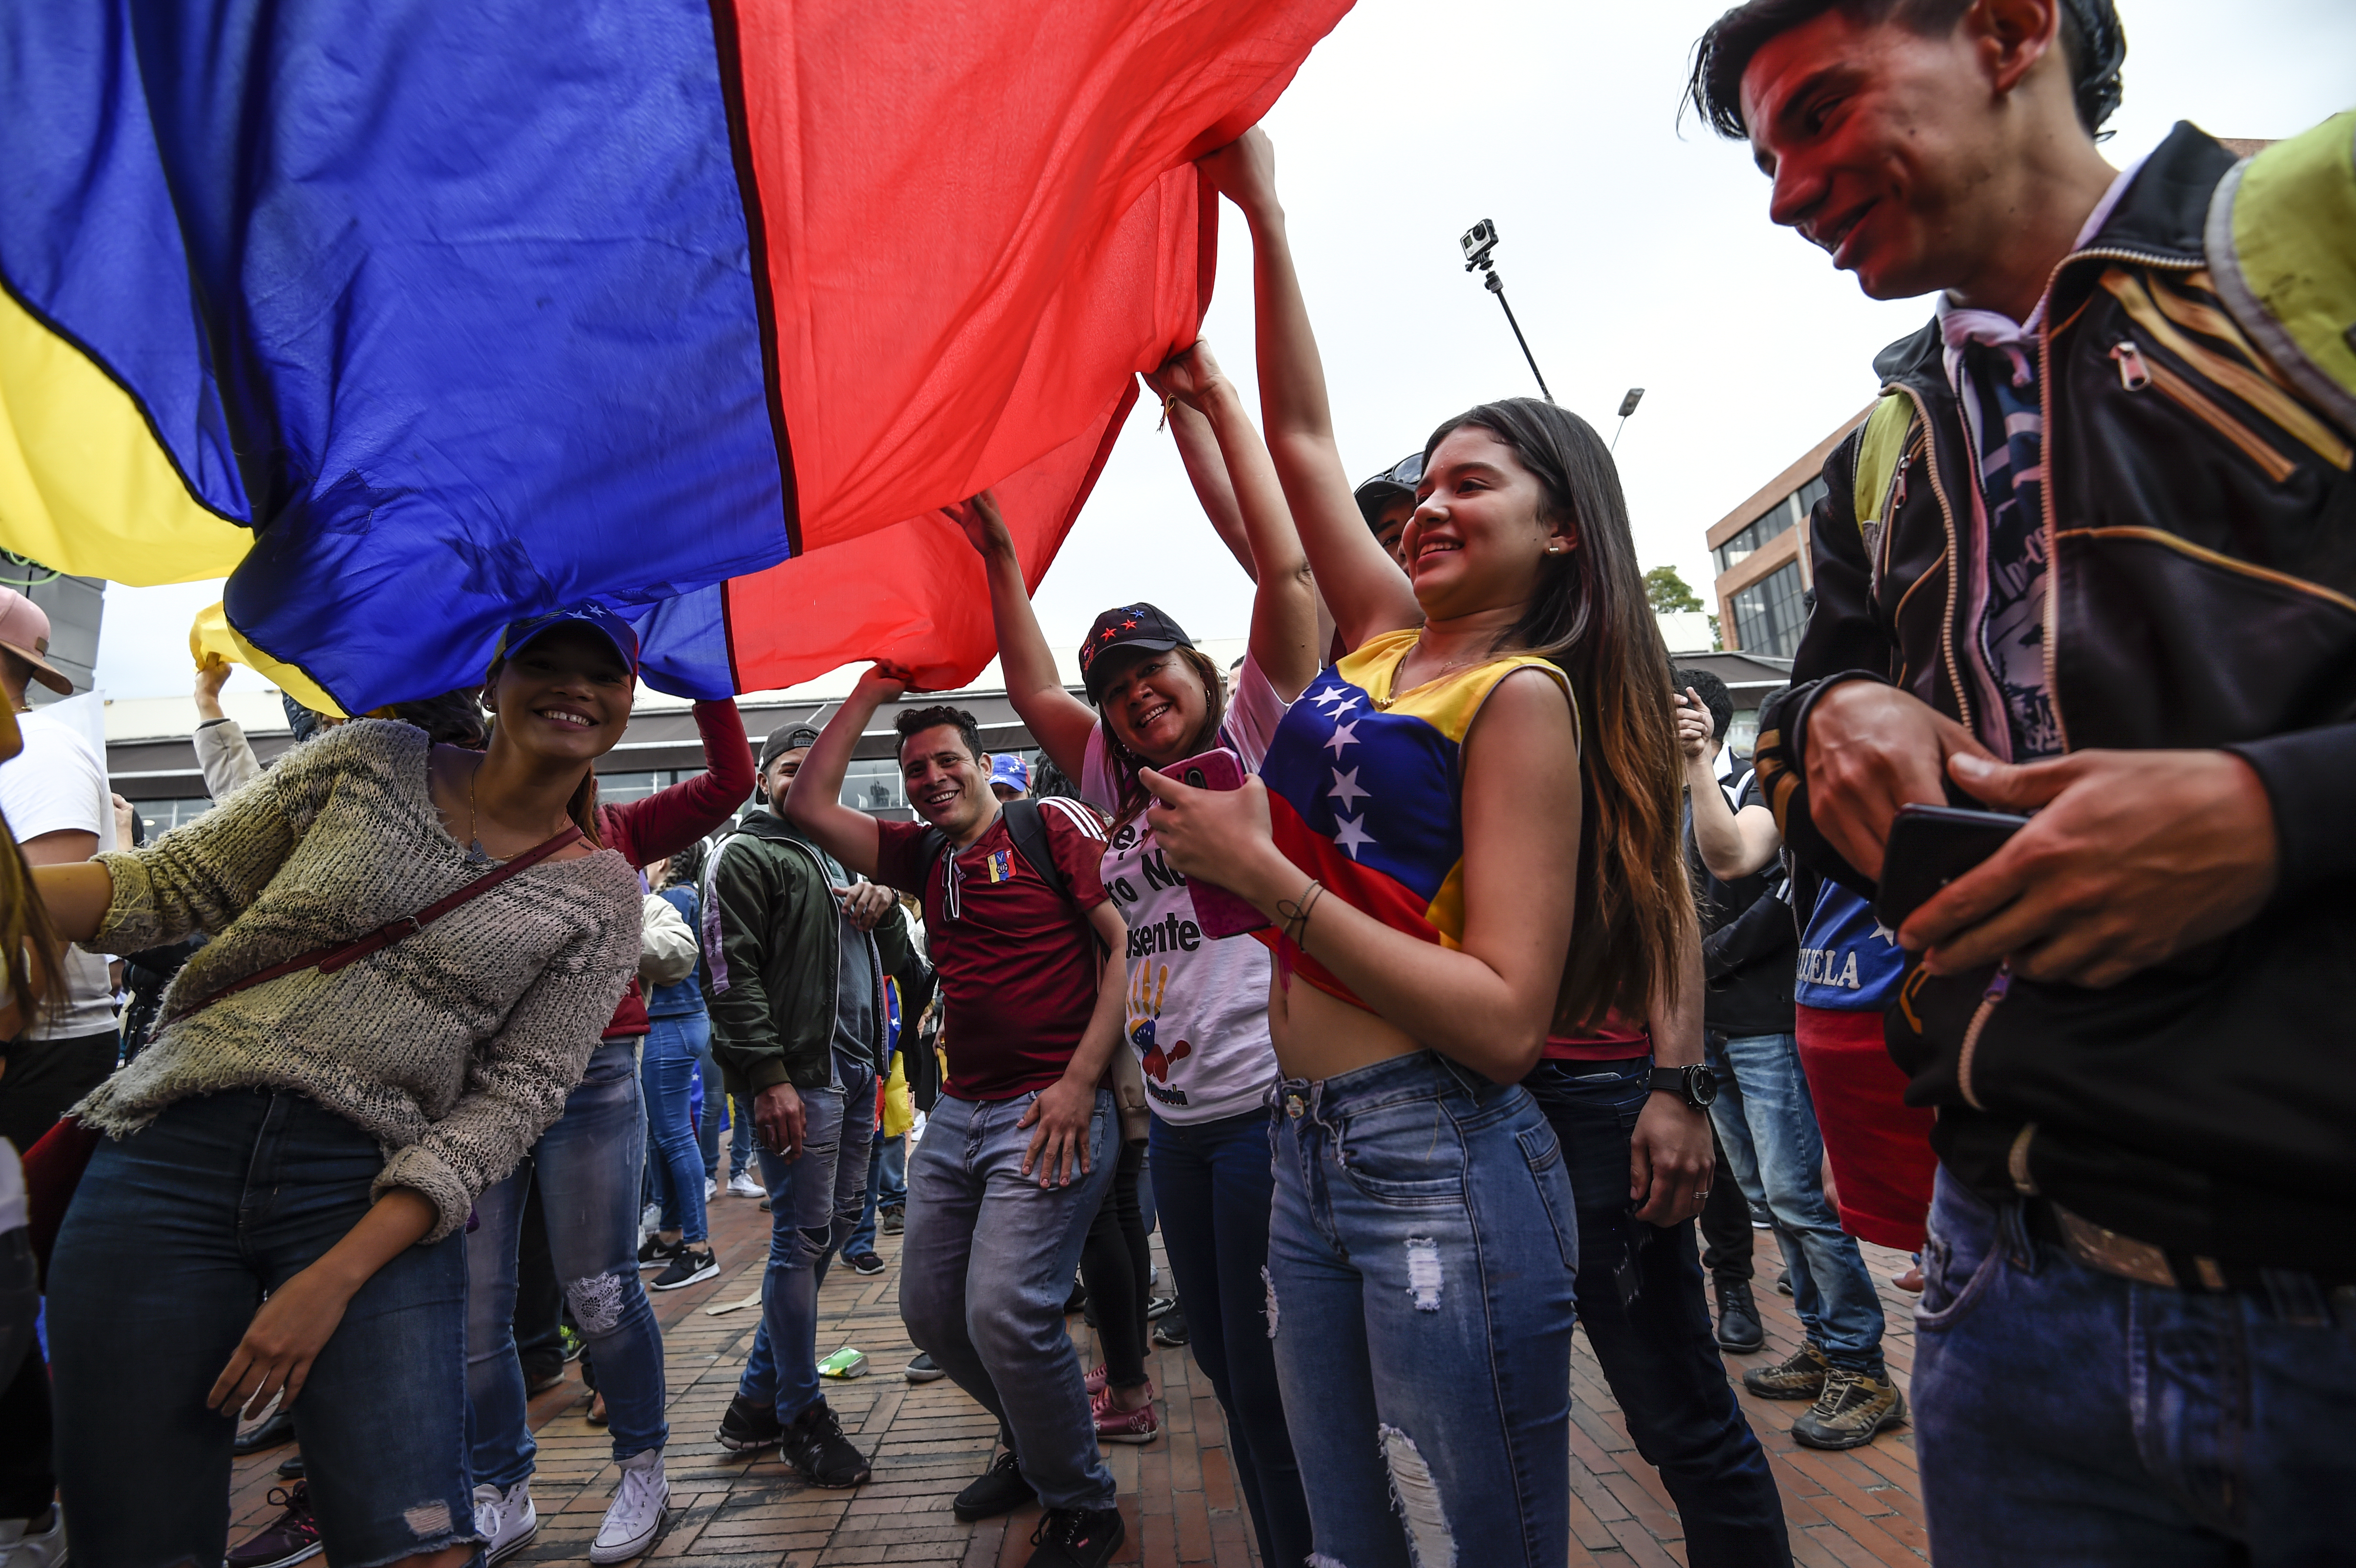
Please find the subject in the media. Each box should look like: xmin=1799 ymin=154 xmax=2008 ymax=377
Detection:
xmin=1462 ymin=222 xmax=1553 ymax=405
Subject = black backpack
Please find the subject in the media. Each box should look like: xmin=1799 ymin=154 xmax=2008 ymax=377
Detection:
xmin=913 ymin=797 xmax=1103 ymax=951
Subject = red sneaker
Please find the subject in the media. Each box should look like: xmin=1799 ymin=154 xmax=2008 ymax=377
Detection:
xmin=1092 ymin=1396 xmax=1160 ymax=1446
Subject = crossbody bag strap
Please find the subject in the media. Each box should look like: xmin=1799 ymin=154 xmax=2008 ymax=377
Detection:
xmin=166 ymin=823 xmax=586 ymax=1024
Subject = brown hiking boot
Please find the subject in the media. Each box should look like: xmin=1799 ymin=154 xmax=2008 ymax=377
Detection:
xmin=1792 ymin=1369 xmax=1908 ymax=1450
xmin=1742 ymin=1340 xmax=1830 ymax=1400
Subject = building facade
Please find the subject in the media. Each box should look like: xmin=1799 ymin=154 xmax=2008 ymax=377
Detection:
xmin=1704 ymin=409 xmax=1869 ymax=660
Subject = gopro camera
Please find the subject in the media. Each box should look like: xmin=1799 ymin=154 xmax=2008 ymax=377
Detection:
xmin=1460 ymin=218 xmax=1499 ymax=272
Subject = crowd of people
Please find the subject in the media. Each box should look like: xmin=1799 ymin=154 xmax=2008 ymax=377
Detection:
xmin=0 ymin=0 xmax=2350 ymax=1564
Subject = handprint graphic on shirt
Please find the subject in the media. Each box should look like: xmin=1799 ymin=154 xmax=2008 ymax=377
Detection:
xmin=1128 ymin=962 xmax=1191 ymax=1082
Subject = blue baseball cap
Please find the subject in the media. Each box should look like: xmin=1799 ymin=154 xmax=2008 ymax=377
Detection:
xmin=496 ymin=603 xmax=641 ymax=676
xmin=990 ymin=753 xmax=1030 ymax=793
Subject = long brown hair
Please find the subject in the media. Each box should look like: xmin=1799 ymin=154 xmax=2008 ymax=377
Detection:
xmin=0 ymin=810 xmax=65 ymax=1026
xmin=1097 ymin=643 xmax=1229 ymax=832
xmin=1421 ymin=397 xmax=1690 ymax=1030
xmin=478 ymin=658 xmax=606 ymax=849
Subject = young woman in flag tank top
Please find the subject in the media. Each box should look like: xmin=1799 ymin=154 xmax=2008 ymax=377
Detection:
xmin=949 ymin=338 xmax=1320 ymax=1567
xmin=1137 ymin=132 xmax=1706 ymax=1568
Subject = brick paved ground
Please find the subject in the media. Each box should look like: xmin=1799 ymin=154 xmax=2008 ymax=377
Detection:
xmin=229 ymin=1174 xmax=1929 ymax=1566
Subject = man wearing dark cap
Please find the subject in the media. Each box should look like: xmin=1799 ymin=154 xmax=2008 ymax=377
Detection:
xmin=1353 ymin=452 xmax=1423 ymax=568
xmin=705 ymin=722 xmax=921 ymax=1488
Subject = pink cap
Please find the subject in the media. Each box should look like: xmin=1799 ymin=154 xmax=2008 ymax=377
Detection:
xmin=0 ymin=587 xmax=73 ymax=695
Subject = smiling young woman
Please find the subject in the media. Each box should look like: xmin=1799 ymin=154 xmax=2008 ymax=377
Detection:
xmin=1131 ymin=130 xmax=1714 ymax=1568
xmin=32 ymin=607 xmax=648 ymax=1568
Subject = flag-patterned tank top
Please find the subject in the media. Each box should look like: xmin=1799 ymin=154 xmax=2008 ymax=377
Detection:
xmin=1257 ymin=627 xmax=1575 ymax=1013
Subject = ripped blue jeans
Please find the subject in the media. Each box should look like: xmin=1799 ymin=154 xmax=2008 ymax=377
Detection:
xmin=468 ymin=1038 xmax=668 ymax=1485
xmin=1266 ymin=1051 xmax=1580 ymax=1568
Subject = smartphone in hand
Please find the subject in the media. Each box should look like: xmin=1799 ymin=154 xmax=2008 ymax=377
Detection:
xmin=1164 ymin=748 xmax=1270 ymax=939
xmin=1875 ymin=804 xmax=2030 ymax=928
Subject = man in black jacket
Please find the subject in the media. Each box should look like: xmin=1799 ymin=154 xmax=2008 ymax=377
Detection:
xmin=705 ymin=724 xmax=928 ymax=1488
xmin=1691 ymin=0 xmax=2356 ymax=1555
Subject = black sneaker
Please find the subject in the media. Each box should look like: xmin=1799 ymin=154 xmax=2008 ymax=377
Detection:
xmin=637 ymin=1234 xmax=682 ymax=1270
xmin=778 ymin=1400 xmax=872 ymax=1488
xmin=905 ymin=1352 xmax=946 ymax=1383
xmin=226 ymin=1481 xmax=323 ymax=1568
xmin=651 ymin=1244 xmax=719 ymax=1291
xmin=1150 ymin=1305 xmax=1189 ymax=1349
xmin=233 ymin=1406 xmax=297 ymax=1455
xmin=1063 ymin=1276 xmax=1088 ymax=1315
xmin=1025 ymin=1504 xmax=1125 ymax=1568
xmin=1713 ymin=1278 xmax=1764 ymax=1353
xmin=846 ymin=1251 xmax=886 ymax=1276
xmin=276 ymin=1452 xmax=305 ymax=1480
xmin=1145 ymin=1295 xmax=1178 ymax=1320
xmin=952 ymin=1450 xmax=1036 ymax=1522
xmin=717 ymin=1392 xmax=783 ymax=1453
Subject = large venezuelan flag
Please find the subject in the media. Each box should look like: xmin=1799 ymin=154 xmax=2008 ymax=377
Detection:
xmin=0 ymin=0 xmax=1347 ymax=712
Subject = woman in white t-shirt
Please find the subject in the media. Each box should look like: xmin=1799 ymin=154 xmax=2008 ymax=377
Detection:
xmin=948 ymin=340 xmax=1317 ymax=1566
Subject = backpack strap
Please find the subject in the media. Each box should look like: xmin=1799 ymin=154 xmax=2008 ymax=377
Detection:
xmin=2206 ymin=111 xmax=2356 ymax=441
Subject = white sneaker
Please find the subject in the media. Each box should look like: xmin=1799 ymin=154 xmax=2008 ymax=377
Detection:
xmin=727 ymin=1169 xmax=763 ymax=1198
xmin=472 ymin=1481 xmax=539 ymax=1564
xmin=589 ymin=1448 xmax=669 ymax=1564
xmin=0 ymin=1511 xmax=65 ymax=1568
xmin=703 ymin=1176 xmax=717 ymax=1200
xmin=639 ymin=1201 xmax=661 ymax=1237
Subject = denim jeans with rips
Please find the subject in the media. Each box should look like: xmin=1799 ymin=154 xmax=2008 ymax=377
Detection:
xmin=1268 ymin=1051 xmax=1580 ymax=1568
xmin=737 ymin=1050 xmax=876 ymax=1423
xmin=1913 ymin=1168 xmax=2356 ymax=1565
xmin=1523 ymin=1057 xmax=1789 ymax=1567
xmin=469 ymin=1038 xmax=669 ymax=1486
xmin=51 ymin=1090 xmax=478 ymax=1568
xmin=1708 ymin=1030 xmax=1886 ymax=1373
xmin=899 ymin=1087 xmax=1119 ymax=1513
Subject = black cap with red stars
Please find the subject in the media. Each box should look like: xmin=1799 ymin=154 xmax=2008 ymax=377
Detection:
xmin=1077 ymin=601 xmax=1193 ymax=701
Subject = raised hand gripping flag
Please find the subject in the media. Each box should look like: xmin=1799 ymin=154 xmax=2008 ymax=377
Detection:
xmin=0 ymin=0 xmax=1348 ymax=711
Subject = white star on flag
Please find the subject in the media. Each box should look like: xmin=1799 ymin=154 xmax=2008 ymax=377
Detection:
xmin=1323 ymin=719 xmax=1359 ymax=758
xmin=1327 ymin=766 xmax=1370 ymax=810
xmin=1311 ymin=687 xmax=1353 ymax=713
xmin=1872 ymin=921 xmax=1900 ymax=945
xmin=1332 ymin=811 xmax=1375 ymax=859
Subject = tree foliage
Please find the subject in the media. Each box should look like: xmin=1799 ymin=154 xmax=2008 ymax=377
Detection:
xmin=1644 ymin=565 xmax=1704 ymax=616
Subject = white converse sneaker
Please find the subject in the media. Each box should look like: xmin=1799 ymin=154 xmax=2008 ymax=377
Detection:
xmin=727 ymin=1169 xmax=763 ymax=1199
xmin=471 ymin=1481 xmax=539 ymax=1564
xmin=589 ymin=1447 xmax=669 ymax=1564
xmin=0 ymin=1510 xmax=68 ymax=1568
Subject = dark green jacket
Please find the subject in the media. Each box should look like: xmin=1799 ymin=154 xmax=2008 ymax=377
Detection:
xmin=700 ymin=807 xmax=925 ymax=1097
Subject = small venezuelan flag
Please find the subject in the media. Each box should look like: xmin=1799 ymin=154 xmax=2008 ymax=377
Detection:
xmin=984 ymin=850 xmax=1017 ymax=884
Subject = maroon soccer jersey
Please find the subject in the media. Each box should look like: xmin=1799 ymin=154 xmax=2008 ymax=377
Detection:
xmin=874 ymin=798 xmax=1110 ymax=1100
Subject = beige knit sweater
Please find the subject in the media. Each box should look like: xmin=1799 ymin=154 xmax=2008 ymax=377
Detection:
xmin=76 ymin=720 xmax=640 ymax=1241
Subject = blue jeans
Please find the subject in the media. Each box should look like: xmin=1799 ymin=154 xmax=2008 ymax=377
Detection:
xmin=1150 ymin=1108 xmax=1312 ymax=1568
xmin=900 ymin=1088 xmax=1119 ymax=1512
xmin=1268 ymin=1052 xmax=1579 ymax=1568
xmin=1914 ymin=1169 xmax=2356 ymax=1563
xmin=1708 ymin=1031 xmax=1885 ymax=1373
xmin=468 ymin=1039 xmax=669 ymax=1485
xmin=739 ymin=1052 xmax=876 ymax=1423
xmin=642 ymin=1013 xmax=711 ymax=1243
xmin=51 ymin=1090 xmax=477 ymax=1567
xmin=1523 ymin=1058 xmax=1789 ymax=1567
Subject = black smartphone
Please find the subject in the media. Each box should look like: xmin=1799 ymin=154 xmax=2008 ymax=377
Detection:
xmin=1875 ymin=804 xmax=2030 ymax=929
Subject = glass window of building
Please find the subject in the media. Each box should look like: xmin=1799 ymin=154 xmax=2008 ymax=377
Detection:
xmin=1730 ymin=559 xmax=1809 ymax=658
xmin=841 ymin=758 xmax=906 ymax=813
xmin=1712 ymin=498 xmax=1797 ymax=575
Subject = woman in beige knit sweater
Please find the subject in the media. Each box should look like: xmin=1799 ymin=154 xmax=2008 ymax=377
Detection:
xmin=30 ymin=608 xmax=646 ymax=1568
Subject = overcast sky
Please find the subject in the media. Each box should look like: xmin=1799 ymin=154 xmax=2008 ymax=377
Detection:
xmin=96 ymin=0 xmax=2355 ymax=699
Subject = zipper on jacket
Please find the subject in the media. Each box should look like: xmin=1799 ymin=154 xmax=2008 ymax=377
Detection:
xmin=1884 ymin=382 xmax=1974 ymax=737
xmin=1954 ymin=962 xmax=2013 ymax=1111
xmin=2109 ymin=340 xmax=2152 ymax=391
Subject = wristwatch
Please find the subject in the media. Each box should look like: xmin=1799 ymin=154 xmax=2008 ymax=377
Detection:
xmin=1649 ymin=1063 xmax=1718 ymax=1110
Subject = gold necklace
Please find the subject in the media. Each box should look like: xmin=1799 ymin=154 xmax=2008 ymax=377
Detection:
xmin=464 ymin=755 xmax=491 ymax=865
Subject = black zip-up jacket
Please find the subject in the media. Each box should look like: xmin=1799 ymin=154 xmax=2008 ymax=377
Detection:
xmin=700 ymin=807 xmax=930 ymax=1098
xmin=1755 ymin=122 xmax=2356 ymax=1269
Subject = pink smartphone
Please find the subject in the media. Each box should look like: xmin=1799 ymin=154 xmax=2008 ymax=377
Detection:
xmin=1165 ymin=748 xmax=1270 ymax=938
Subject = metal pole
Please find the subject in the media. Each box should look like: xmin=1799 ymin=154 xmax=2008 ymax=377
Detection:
xmin=1483 ymin=272 xmax=1552 ymax=404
